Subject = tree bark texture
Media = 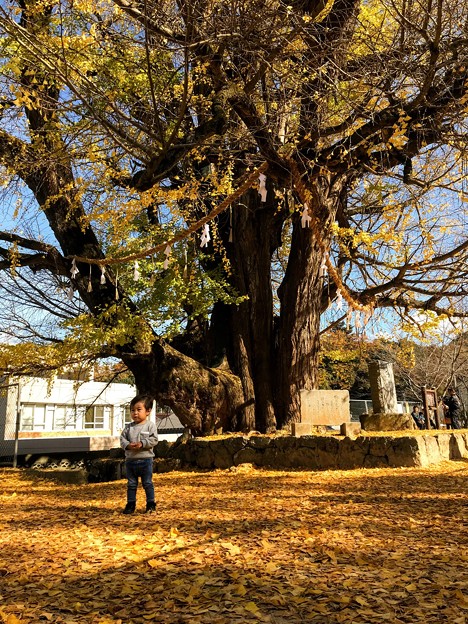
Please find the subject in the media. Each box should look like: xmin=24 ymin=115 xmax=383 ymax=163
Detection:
xmin=275 ymin=176 xmax=344 ymax=427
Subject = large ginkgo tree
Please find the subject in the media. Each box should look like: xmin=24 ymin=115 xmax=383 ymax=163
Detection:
xmin=0 ymin=0 xmax=467 ymax=433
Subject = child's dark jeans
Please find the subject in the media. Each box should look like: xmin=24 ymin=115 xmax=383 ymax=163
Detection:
xmin=125 ymin=458 xmax=155 ymax=503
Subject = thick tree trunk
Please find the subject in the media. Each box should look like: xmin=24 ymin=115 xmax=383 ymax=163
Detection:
xmin=275 ymin=221 xmax=323 ymax=426
xmin=275 ymin=177 xmax=344 ymax=428
xmin=121 ymin=341 xmax=245 ymax=435
xmin=222 ymin=186 xmax=284 ymax=432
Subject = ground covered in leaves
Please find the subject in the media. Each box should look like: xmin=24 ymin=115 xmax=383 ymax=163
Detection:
xmin=1 ymin=462 xmax=467 ymax=624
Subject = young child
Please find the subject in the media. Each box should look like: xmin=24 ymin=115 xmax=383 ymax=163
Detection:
xmin=411 ymin=405 xmax=425 ymax=429
xmin=120 ymin=393 xmax=158 ymax=514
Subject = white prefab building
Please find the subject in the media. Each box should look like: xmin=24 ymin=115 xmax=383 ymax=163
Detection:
xmin=0 ymin=376 xmax=183 ymax=460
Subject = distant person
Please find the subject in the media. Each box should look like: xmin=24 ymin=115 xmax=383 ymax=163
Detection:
xmin=442 ymin=388 xmax=463 ymax=429
xmin=411 ymin=405 xmax=425 ymax=429
xmin=120 ymin=394 xmax=158 ymax=514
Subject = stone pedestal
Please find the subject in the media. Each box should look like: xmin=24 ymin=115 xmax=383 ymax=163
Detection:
xmin=291 ymin=422 xmax=315 ymax=437
xmin=340 ymin=422 xmax=362 ymax=437
xmin=368 ymin=361 xmax=399 ymax=414
xmin=360 ymin=412 xmax=416 ymax=431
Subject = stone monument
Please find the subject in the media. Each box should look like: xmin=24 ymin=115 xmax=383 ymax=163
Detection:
xmin=292 ymin=389 xmax=351 ymax=436
xmin=368 ymin=360 xmax=399 ymax=414
xmin=362 ymin=360 xmax=415 ymax=431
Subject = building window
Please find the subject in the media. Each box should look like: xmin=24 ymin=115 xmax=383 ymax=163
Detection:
xmin=19 ymin=401 xmax=113 ymax=432
xmin=53 ymin=405 xmax=78 ymax=430
xmin=84 ymin=405 xmax=106 ymax=429
xmin=21 ymin=404 xmax=46 ymax=431
xmin=124 ymin=405 xmax=132 ymax=425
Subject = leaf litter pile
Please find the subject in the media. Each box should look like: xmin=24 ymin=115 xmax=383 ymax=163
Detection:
xmin=1 ymin=461 xmax=467 ymax=624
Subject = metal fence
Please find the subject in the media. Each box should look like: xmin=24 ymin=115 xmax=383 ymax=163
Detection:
xmin=349 ymin=399 xmax=416 ymax=421
xmin=0 ymin=384 xmax=20 ymax=466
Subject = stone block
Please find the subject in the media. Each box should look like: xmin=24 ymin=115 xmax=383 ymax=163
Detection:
xmin=300 ymin=390 xmax=350 ymax=426
xmin=363 ymin=455 xmax=389 ymax=468
xmin=284 ymin=447 xmax=319 ymax=469
xmin=340 ymin=422 xmax=362 ymax=437
xmin=88 ymin=458 xmax=123 ymax=482
xmin=312 ymin=436 xmax=340 ymax=469
xmin=154 ymin=458 xmax=181 ymax=473
xmin=387 ymin=437 xmax=423 ymax=467
xmin=299 ymin=435 xmax=320 ymax=449
xmin=31 ymin=468 xmax=88 ymax=485
xmin=203 ymin=437 xmax=246 ymax=469
xmin=222 ymin=436 xmax=249 ymax=456
xmin=213 ymin=446 xmax=235 ymax=470
xmin=360 ymin=412 xmax=416 ymax=431
xmin=262 ymin=445 xmax=280 ymax=467
xmin=368 ymin=436 xmax=393 ymax=457
xmin=274 ymin=451 xmax=296 ymax=469
xmin=449 ymin=433 xmax=468 ymax=460
xmin=169 ymin=440 xmax=196 ymax=463
xmin=234 ymin=447 xmax=263 ymax=466
xmin=193 ymin=440 xmax=215 ymax=469
xmin=436 ymin=434 xmax=450 ymax=460
xmin=154 ymin=440 xmax=173 ymax=458
xmin=109 ymin=447 xmax=124 ymax=459
xmin=422 ymin=435 xmax=441 ymax=465
xmin=337 ymin=436 xmax=369 ymax=469
xmin=273 ymin=436 xmax=298 ymax=451
xmin=248 ymin=435 xmax=271 ymax=449
xmin=292 ymin=422 xmax=315 ymax=437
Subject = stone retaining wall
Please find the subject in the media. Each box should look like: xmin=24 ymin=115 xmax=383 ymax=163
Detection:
xmin=83 ymin=432 xmax=468 ymax=483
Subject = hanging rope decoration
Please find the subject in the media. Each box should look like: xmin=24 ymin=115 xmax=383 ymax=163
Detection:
xmin=336 ymin=289 xmax=343 ymax=310
xmin=183 ymin=244 xmax=188 ymax=278
xmin=66 ymin=156 xmax=371 ymax=317
xmin=319 ymin=256 xmax=327 ymax=279
xmin=69 ymin=162 xmax=269 ymax=273
xmin=133 ymin=261 xmax=140 ymax=281
xmin=163 ymin=245 xmax=171 ymax=270
xmin=229 ymin=206 xmax=233 ymax=242
xmin=301 ymin=203 xmax=312 ymax=228
xmin=200 ymin=223 xmax=211 ymax=248
xmin=258 ymin=173 xmax=268 ymax=202
xmin=70 ymin=258 xmax=79 ymax=278
xmin=87 ymin=264 xmax=93 ymax=292
xmin=354 ymin=313 xmax=362 ymax=329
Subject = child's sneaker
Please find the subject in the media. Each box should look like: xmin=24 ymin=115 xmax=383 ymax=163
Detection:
xmin=122 ymin=502 xmax=136 ymax=514
xmin=145 ymin=501 xmax=156 ymax=513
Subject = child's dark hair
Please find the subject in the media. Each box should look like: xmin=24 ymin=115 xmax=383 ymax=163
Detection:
xmin=130 ymin=393 xmax=154 ymax=411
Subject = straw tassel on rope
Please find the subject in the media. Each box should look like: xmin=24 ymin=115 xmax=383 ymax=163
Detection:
xmin=163 ymin=245 xmax=171 ymax=270
xmin=87 ymin=265 xmax=93 ymax=292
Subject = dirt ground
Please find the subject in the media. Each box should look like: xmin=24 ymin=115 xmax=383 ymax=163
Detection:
xmin=1 ymin=461 xmax=467 ymax=624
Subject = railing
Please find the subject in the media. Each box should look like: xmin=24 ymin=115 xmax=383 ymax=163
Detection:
xmin=349 ymin=399 xmax=416 ymax=422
